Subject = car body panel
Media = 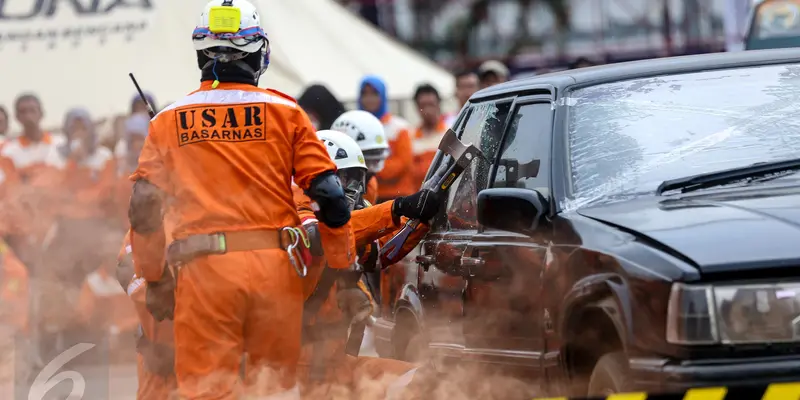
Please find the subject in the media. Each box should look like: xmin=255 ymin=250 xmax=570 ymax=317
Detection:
xmin=578 ymin=187 xmax=800 ymax=273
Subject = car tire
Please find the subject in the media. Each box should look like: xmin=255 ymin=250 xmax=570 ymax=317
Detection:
xmin=587 ymin=351 xmax=635 ymax=396
xmin=403 ymin=328 xmax=428 ymax=363
xmin=394 ymin=315 xmax=427 ymax=362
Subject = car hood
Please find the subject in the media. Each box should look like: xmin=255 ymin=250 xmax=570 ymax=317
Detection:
xmin=577 ymin=188 xmax=800 ymax=273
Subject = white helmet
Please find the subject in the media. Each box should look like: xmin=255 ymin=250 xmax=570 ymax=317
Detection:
xmin=331 ymin=110 xmax=389 ymax=174
xmin=192 ymin=0 xmax=270 ymax=73
xmin=317 ymin=130 xmax=367 ymax=171
xmin=317 ymin=130 xmax=368 ymax=209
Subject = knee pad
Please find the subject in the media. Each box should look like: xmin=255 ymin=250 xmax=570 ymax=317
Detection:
xmin=305 ymin=171 xmax=351 ymax=228
xmin=129 ymin=179 xmax=165 ymax=234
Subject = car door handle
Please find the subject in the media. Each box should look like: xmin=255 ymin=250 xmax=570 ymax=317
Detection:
xmin=415 ymin=255 xmax=435 ymax=266
xmin=459 ymin=256 xmax=485 ymax=267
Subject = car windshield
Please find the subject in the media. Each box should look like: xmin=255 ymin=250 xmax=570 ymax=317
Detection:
xmin=566 ymin=63 xmax=800 ymax=209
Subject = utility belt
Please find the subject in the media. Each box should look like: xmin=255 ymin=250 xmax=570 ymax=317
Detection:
xmin=135 ymin=325 xmax=175 ymax=378
xmin=166 ymin=227 xmax=311 ymax=277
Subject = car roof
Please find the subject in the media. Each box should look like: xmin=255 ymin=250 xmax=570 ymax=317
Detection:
xmin=472 ymin=48 xmax=800 ymax=100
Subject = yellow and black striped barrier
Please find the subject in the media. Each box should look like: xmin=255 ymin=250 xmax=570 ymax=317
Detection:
xmin=533 ymin=382 xmax=800 ymax=400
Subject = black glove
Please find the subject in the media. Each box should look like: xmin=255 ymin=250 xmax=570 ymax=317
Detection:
xmin=146 ymin=265 xmax=176 ymax=321
xmin=392 ymin=189 xmax=440 ymax=222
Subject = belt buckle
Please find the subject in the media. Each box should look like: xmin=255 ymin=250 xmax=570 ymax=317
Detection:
xmin=281 ymin=227 xmax=307 ymax=278
xmin=210 ymin=232 xmax=227 ymax=254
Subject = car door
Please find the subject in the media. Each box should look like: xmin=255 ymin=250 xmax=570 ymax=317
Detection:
xmin=460 ymin=98 xmax=555 ymax=381
xmin=420 ymin=99 xmax=513 ymax=362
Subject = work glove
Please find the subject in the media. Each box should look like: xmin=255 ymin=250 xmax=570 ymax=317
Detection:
xmin=146 ymin=265 xmax=176 ymax=321
xmin=336 ymin=287 xmax=373 ymax=324
xmin=135 ymin=326 xmax=176 ymax=377
xmin=392 ymin=189 xmax=440 ymax=223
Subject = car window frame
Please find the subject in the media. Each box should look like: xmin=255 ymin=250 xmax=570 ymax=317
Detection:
xmin=427 ymin=98 xmax=516 ymax=235
xmin=488 ymin=97 xmax=556 ymax=192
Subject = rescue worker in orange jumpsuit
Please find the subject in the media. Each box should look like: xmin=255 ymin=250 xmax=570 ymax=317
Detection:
xmin=357 ymin=75 xmax=415 ymax=202
xmin=294 ymin=130 xmax=438 ymax=399
xmin=127 ymin=1 xmax=357 ymax=398
xmin=330 ymin=110 xmax=390 ymax=205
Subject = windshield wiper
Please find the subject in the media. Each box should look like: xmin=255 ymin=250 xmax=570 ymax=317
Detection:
xmin=655 ymin=158 xmax=800 ymax=195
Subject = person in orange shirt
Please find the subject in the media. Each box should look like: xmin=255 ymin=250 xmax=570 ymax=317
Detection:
xmin=358 ymin=75 xmax=415 ymax=203
xmin=0 ymin=94 xmax=60 ymax=184
xmin=294 ymin=130 xmax=438 ymax=399
xmin=411 ymin=84 xmax=448 ymax=189
xmin=128 ymin=2 xmax=357 ymax=398
xmin=0 ymin=94 xmax=60 ymax=267
xmin=330 ymin=110 xmax=389 ymax=205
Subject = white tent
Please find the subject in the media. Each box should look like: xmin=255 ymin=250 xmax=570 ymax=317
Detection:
xmin=0 ymin=0 xmax=454 ymax=132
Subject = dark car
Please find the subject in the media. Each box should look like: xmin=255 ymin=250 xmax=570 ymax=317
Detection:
xmin=371 ymin=48 xmax=800 ymax=397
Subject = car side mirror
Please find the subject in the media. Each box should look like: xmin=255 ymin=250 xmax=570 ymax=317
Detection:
xmin=477 ymin=188 xmax=548 ymax=235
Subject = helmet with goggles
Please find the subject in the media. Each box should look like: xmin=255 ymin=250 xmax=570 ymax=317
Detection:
xmin=192 ymin=0 xmax=270 ymax=83
xmin=331 ymin=110 xmax=389 ymax=174
xmin=317 ymin=129 xmax=368 ymax=210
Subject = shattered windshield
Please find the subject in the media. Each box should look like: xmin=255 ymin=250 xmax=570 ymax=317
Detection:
xmin=566 ymin=63 xmax=800 ymax=209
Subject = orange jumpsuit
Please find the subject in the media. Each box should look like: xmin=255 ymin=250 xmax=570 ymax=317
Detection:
xmin=130 ymin=81 xmax=355 ymax=399
xmin=118 ymin=231 xmax=177 ymax=400
xmin=364 ymin=175 xmax=379 ymax=205
xmin=376 ymin=114 xmax=415 ymax=201
xmin=411 ymin=118 xmax=447 ymax=189
xmin=292 ymin=185 xmax=428 ymax=399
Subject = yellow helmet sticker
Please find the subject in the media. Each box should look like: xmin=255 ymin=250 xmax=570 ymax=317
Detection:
xmin=375 ymin=135 xmax=385 ymax=144
xmin=209 ymin=6 xmax=241 ymax=34
xmin=358 ymin=155 xmax=365 ymax=164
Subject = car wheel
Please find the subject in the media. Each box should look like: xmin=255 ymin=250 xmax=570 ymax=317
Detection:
xmin=403 ymin=328 xmax=428 ymax=363
xmin=587 ymin=351 xmax=635 ymax=396
xmin=394 ymin=314 xmax=427 ymax=362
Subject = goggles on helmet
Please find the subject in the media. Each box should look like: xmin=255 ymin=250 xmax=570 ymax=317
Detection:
xmin=192 ymin=26 xmax=268 ymax=49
